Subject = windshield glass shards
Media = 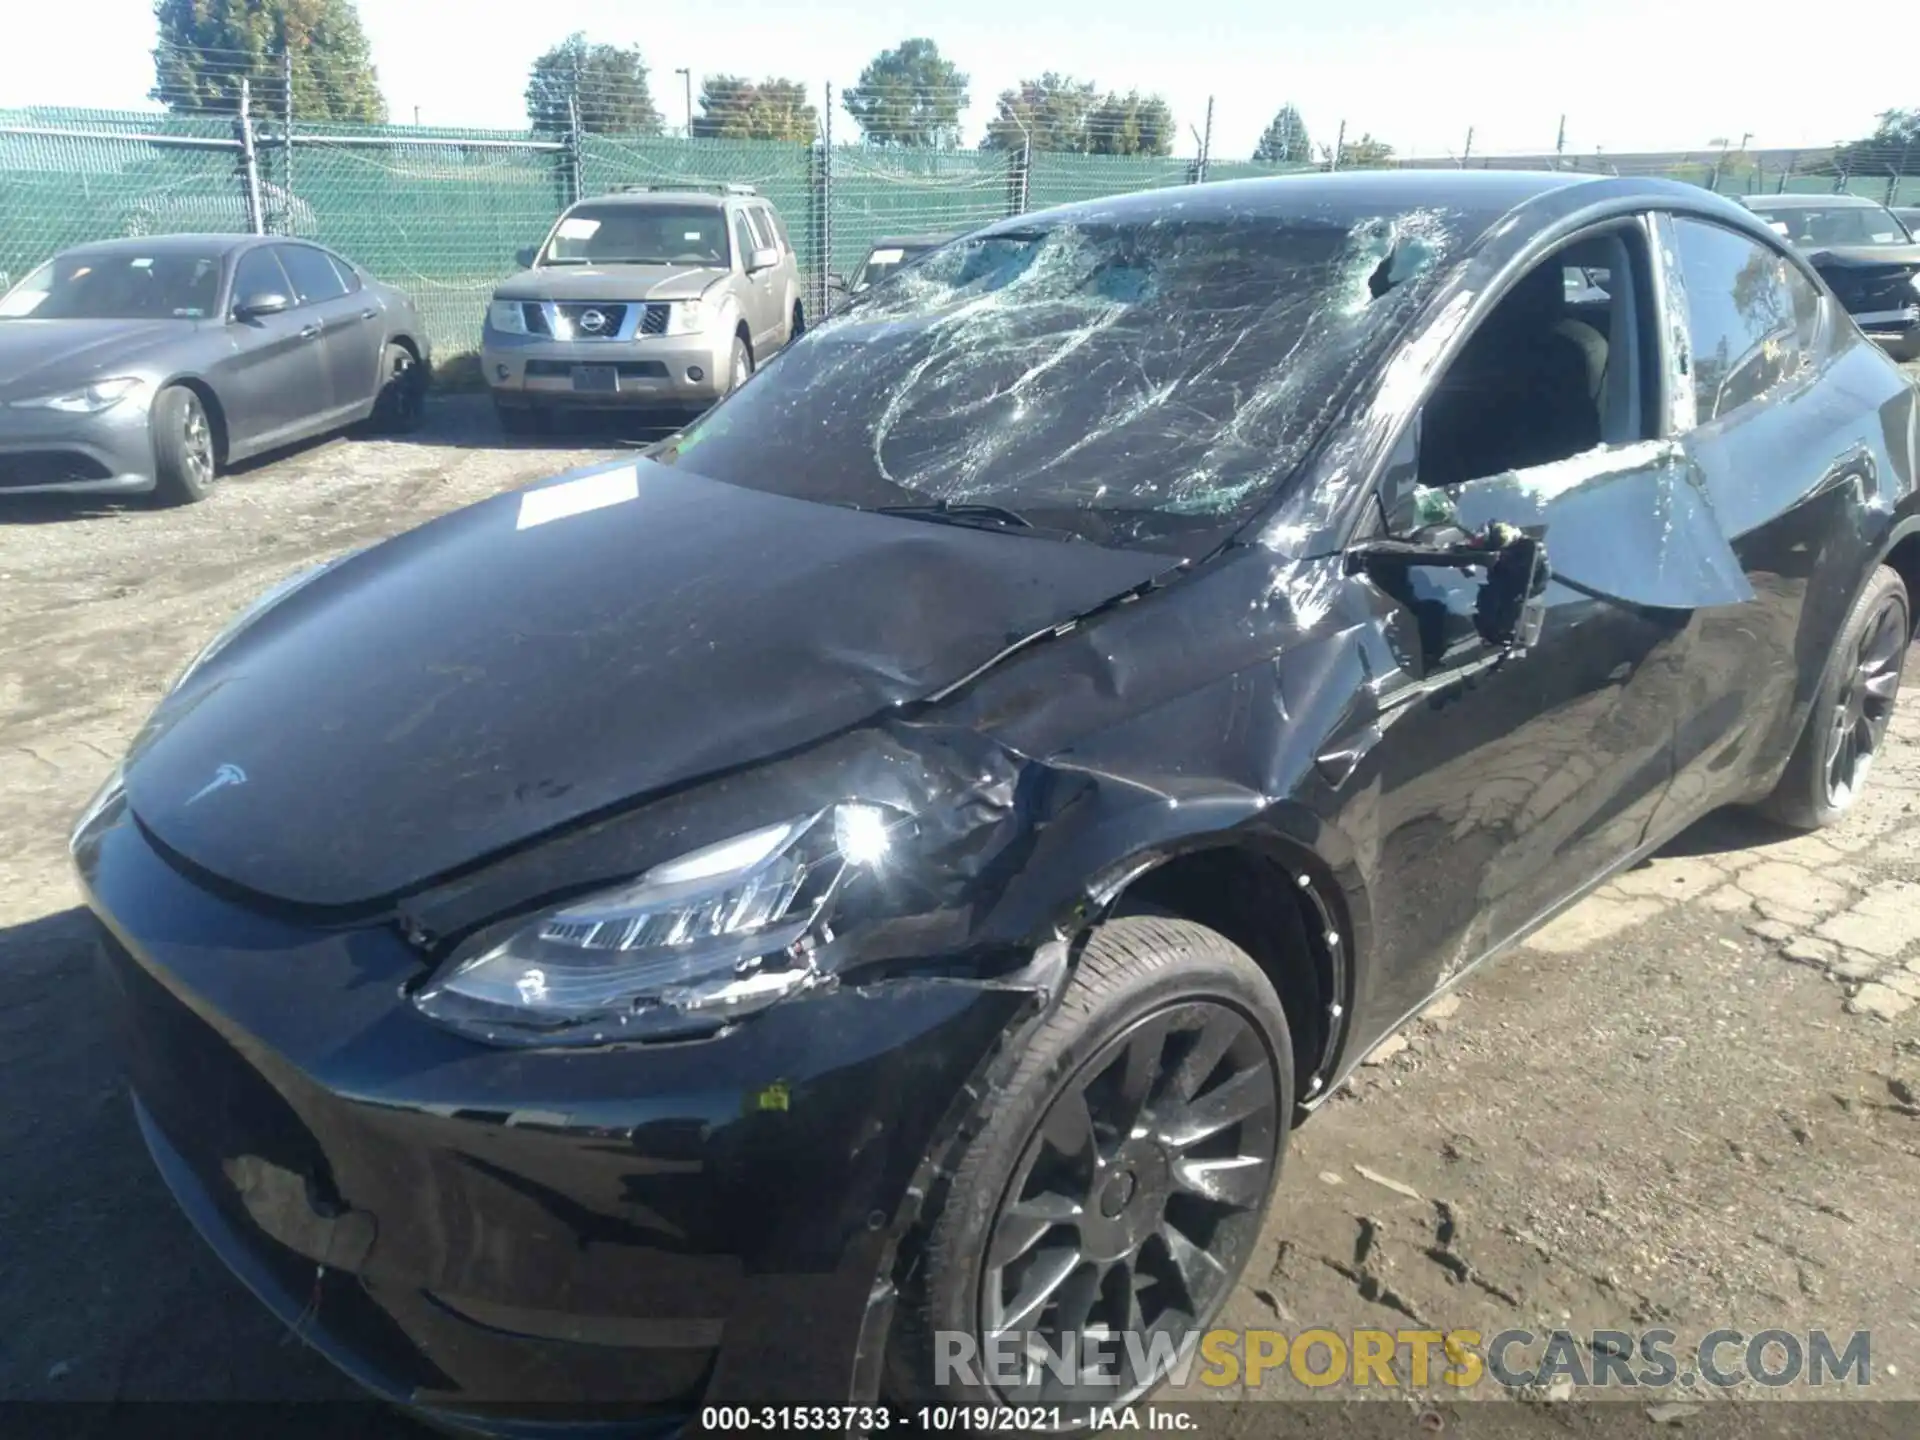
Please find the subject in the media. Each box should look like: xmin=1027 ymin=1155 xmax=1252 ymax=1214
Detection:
xmin=654 ymin=205 xmax=1455 ymax=554
xmin=543 ymin=205 xmax=730 ymax=267
xmin=0 ymin=251 xmax=223 ymax=321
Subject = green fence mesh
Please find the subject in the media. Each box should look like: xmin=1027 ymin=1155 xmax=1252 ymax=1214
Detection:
xmin=2 ymin=108 xmax=1912 ymax=368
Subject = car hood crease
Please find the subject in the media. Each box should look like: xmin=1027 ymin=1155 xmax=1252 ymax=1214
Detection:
xmin=120 ymin=459 xmax=1174 ymax=910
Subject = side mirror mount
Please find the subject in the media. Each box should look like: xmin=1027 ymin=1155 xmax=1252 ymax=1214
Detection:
xmin=232 ymin=290 xmax=293 ymax=322
xmin=748 ymin=245 xmax=780 ymax=273
xmin=1348 ymin=522 xmax=1551 ymax=656
xmin=515 ymin=246 xmax=538 ymax=270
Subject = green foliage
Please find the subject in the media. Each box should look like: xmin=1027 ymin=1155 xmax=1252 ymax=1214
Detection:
xmin=1332 ymin=133 xmax=1395 ymax=169
xmin=1253 ymin=104 xmax=1311 ymax=164
xmin=525 ymin=32 xmax=662 ymax=136
xmin=985 ymin=76 xmax=1175 ymax=156
xmin=693 ymin=77 xmax=818 ymax=143
xmin=842 ymin=38 xmax=968 ymax=148
xmin=152 ymin=0 xmax=386 ymax=121
xmin=1830 ymin=109 xmax=1920 ymax=175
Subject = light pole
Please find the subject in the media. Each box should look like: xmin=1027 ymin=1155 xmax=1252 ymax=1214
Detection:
xmin=675 ymin=67 xmax=692 ymax=136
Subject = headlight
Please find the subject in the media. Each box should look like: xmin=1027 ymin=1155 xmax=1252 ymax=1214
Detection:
xmin=663 ymin=298 xmax=709 ymax=336
xmin=414 ymin=801 xmax=908 ymax=1044
xmin=487 ymin=299 xmax=529 ymax=335
xmin=12 ymin=377 xmax=143 ymax=413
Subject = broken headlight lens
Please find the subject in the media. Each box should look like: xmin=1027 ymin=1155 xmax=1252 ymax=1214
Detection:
xmin=413 ymin=802 xmax=908 ymax=1045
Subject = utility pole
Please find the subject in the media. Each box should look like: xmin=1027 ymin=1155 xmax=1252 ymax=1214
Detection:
xmin=1330 ymin=118 xmax=1346 ymax=172
xmin=676 ymin=68 xmax=692 ymax=136
xmin=1463 ymin=126 xmax=1474 ymax=163
xmin=1555 ymin=114 xmax=1567 ymax=156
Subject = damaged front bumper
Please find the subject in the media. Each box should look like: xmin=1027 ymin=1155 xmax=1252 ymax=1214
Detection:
xmin=80 ymin=803 xmax=1051 ymax=1428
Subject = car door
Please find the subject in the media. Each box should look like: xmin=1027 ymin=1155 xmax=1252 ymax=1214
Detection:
xmin=1640 ymin=212 xmax=1874 ymax=837
xmin=1325 ymin=223 xmax=1756 ymax=1037
xmin=216 ymin=245 xmax=330 ymax=455
xmin=735 ymin=205 xmax=780 ymax=352
xmin=274 ymin=243 xmax=382 ymax=416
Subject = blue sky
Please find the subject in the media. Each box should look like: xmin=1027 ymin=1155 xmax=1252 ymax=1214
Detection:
xmin=0 ymin=0 xmax=1889 ymax=158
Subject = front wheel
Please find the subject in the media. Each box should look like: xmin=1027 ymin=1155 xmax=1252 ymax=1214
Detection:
xmin=890 ymin=916 xmax=1293 ymax=1411
xmin=150 ymin=385 xmax=216 ymax=504
xmin=1756 ymin=564 xmax=1909 ymax=830
xmin=371 ymin=343 xmax=426 ymax=433
xmin=728 ymin=333 xmax=753 ymax=393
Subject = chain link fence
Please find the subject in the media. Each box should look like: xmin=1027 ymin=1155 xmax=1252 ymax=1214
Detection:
xmin=7 ymin=51 xmax=1914 ymax=370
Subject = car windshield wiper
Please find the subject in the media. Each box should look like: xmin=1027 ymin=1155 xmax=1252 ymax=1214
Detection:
xmin=872 ymin=501 xmax=1037 ymax=533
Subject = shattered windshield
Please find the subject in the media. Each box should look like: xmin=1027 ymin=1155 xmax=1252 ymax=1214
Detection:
xmin=654 ymin=206 xmax=1452 ymax=553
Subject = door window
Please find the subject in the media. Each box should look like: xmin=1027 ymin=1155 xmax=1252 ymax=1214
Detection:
xmin=731 ymin=211 xmax=757 ymax=270
xmin=274 ymin=244 xmax=349 ymax=305
xmin=1670 ymin=219 xmax=1815 ymax=424
xmin=746 ymin=206 xmax=778 ymax=255
xmin=231 ymin=248 xmax=293 ymax=309
xmin=325 ymin=252 xmax=363 ymax=294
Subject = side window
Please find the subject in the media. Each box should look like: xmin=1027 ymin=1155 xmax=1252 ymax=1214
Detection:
xmin=326 ymin=252 xmax=363 ymax=294
xmin=765 ymin=207 xmax=793 ymax=253
xmin=1670 ymin=219 xmax=1805 ymax=425
xmin=730 ymin=210 xmax=757 ymax=270
xmin=231 ymin=248 xmax=292 ymax=308
xmin=746 ymin=206 xmax=778 ymax=254
xmin=274 ymin=244 xmax=349 ymax=305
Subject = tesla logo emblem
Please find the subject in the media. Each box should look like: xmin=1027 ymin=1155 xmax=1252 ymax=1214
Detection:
xmin=185 ymin=763 xmax=248 ymax=806
xmin=579 ymin=309 xmax=608 ymax=334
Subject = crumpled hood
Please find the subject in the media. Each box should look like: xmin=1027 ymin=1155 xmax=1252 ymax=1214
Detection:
xmin=122 ymin=458 xmax=1172 ymax=910
xmin=0 ymin=319 xmax=193 ymax=400
xmin=491 ymin=265 xmax=728 ymax=303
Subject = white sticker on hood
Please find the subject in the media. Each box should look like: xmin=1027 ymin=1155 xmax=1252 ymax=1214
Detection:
xmin=555 ymin=217 xmax=601 ymax=240
xmin=516 ymin=465 xmax=639 ymax=530
xmin=868 ymin=248 xmax=904 ymax=264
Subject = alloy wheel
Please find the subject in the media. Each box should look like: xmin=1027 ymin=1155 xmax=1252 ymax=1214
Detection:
xmin=181 ymin=402 xmax=214 ymax=490
xmin=980 ymin=1000 xmax=1280 ymax=1404
xmin=1825 ymin=592 xmax=1908 ymax=809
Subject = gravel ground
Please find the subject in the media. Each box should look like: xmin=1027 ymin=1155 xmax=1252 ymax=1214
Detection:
xmin=2 ymin=396 xmax=1917 ymax=1431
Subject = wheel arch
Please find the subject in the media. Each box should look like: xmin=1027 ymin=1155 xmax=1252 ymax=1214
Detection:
xmin=162 ymin=374 xmax=229 ymax=466
xmin=1880 ymin=517 xmax=1920 ymax=638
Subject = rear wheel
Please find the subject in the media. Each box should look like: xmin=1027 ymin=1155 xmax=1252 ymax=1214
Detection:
xmin=151 ymin=385 xmax=216 ymax=505
xmin=888 ymin=916 xmax=1292 ymax=1410
xmin=789 ymin=301 xmax=806 ymax=343
xmin=1757 ymin=564 xmax=1909 ymax=830
xmin=371 ymin=343 xmax=425 ymax=433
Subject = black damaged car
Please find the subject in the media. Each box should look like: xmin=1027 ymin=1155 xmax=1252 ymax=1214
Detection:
xmin=1741 ymin=192 xmax=1920 ymax=360
xmin=74 ymin=171 xmax=1919 ymax=1428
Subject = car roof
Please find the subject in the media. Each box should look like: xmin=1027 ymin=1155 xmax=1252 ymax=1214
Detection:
xmin=574 ymin=191 xmax=731 ymax=208
xmin=986 ymin=168 xmax=1711 ymax=239
xmin=1741 ymin=193 xmax=1885 ymax=210
xmin=60 ymin=233 xmax=267 ymax=260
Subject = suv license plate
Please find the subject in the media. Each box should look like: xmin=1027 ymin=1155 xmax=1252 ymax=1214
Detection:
xmin=571 ymin=365 xmax=618 ymax=393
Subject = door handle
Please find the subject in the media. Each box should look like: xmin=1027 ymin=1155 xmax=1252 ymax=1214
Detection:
xmin=299 ymin=323 xmax=322 ymax=339
xmin=361 ymin=309 xmax=377 ymax=320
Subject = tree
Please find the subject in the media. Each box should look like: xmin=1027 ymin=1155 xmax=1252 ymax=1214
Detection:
xmin=525 ymin=33 xmax=661 ymax=136
xmin=1328 ymin=133 xmax=1394 ymax=170
xmin=152 ymin=0 xmax=385 ymax=122
xmin=984 ymin=75 xmax=1097 ymax=152
xmin=1085 ymin=91 xmax=1174 ymax=157
xmin=1253 ymin=104 xmax=1312 ymax=165
xmin=842 ymin=38 xmax=967 ymax=148
xmin=1830 ymin=109 xmax=1920 ymax=176
xmin=693 ymin=77 xmax=818 ymax=142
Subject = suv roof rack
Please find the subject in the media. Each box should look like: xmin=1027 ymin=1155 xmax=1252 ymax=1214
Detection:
xmin=609 ymin=182 xmax=758 ymax=197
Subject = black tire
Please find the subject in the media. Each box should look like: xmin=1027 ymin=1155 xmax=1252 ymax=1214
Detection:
xmin=151 ymin=385 xmax=216 ymax=505
xmin=728 ymin=332 xmax=753 ymax=393
xmin=371 ymin=342 xmax=426 ymax=433
xmin=889 ymin=916 xmax=1293 ymax=1411
xmin=1756 ymin=564 xmax=1909 ymax=830
xmin=790 ymin=301 xmax=806 ymax=343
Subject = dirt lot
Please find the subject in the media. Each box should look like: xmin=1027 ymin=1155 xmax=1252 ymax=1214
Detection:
xmin=2 ymin=397 xmax=1918 ymax=1430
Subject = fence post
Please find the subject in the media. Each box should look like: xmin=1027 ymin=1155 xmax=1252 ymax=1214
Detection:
xmin=563 ymin=93 xmax=584 ymax=205
xmin=1329 ymin=119 xmax=1345 ymax=172
xmin=815 ymin=82 xmax=833 ymax=319
xmin=1195 ymin=96 xmax=1213 ymax=184
xmin=236 ymin=78 xmax=265 ymax=235
xmin=280 ymin=46 xmax=294 ymax=233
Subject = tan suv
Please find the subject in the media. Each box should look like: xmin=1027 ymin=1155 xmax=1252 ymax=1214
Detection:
xmin=483 ymin=183 xmax=805 ymax=431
